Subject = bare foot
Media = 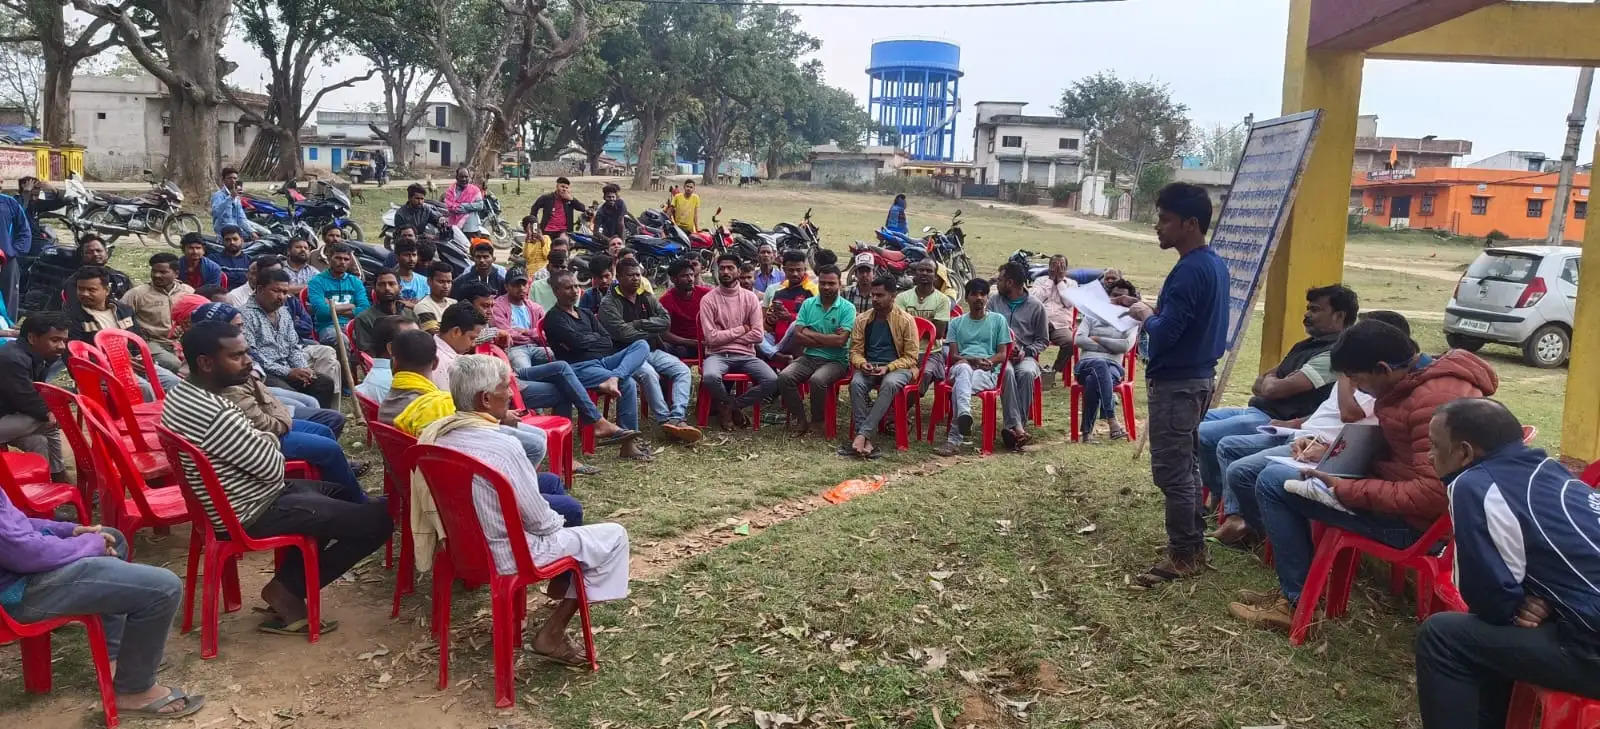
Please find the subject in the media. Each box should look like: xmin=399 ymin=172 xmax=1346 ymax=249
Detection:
xmin=788 ymin=418 xmax=810 ymax=437
xmin=596 ymin=377 xmax=621 ymax=399
xmin=116 ymin=684 xmax=195 ymax=713
xmin=592 ymin=418 xmax=621 ymax=438
xmin=718 ymin=407 xmax=734 ymax=431
xmin=260 ymin=580 xmax=306 ymax=624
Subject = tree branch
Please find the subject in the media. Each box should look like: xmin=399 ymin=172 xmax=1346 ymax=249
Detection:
xmin=220 ymin=84 xmax=272 ymax=128
xmin=71 ymin=0 xmax=187 ymax=95
xmin=298 ymin=68 xmax=376 ymax=127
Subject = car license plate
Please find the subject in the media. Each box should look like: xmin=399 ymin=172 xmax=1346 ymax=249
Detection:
xmin=1457 ymin=319 xmax=1491 ymax=333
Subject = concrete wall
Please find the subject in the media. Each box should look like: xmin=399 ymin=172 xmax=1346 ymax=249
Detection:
xmin=71 ymin=74 xmax=260 ymax=180
xmin=810 ymin=158 xmax=881 ymax=186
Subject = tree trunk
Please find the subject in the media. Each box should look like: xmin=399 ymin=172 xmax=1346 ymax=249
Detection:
xmin=168 ymin=95 xmax=220 ymax=204
xmin=631 ymin=110 xmax=660 ymax=191
xmin=585 ymin=148 xmax=602 ymax=176
xmin=271 ymin=127 xmax=302 ymax=180
xmin=701 ymin=151 xmax=721 ymax=186
xmin=388 ymin=136 xmax=409 ymax=176
xmin=766 ymin=147 xmax=780 ymax=181
xmin=469 ymin=118 xmax=508 ymax=180
xmin=39 ymin=55 xmax=74 ymax=144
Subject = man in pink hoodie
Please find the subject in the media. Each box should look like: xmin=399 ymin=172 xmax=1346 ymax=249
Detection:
xmin=491 ymin=270 xmax=552 ymax=369
xmin=441 ymin=167 xmax=483 ymax=230
xmin=698 ymin=252 xmax=776 ymax=429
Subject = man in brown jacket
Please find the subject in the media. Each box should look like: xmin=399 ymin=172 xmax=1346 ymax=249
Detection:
xmin=220 ymin=373 xmax=365 ymax=503
xmin=845 ymin=275 xmax=924 ymax=458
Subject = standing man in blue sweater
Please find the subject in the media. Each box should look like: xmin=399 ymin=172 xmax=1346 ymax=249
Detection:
xmin=1415 ymin=398 xmax=1600 ymax=728
xmin=1113 ymin=182 xmax=1230 ymax=588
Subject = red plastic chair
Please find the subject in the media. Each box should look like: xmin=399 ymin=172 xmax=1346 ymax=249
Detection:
xmin=693 ymin=340 xmax=762 ymax=429
xmin=1506 ymin=684 xmax=1600 ymax=729
xmin=65 ymin=354 xmax=164 ymax=458
xmin=926 ymin=342 xmax=1014 ymax=455
xmin=1288 ymin=514 xmax=1452 ymax=645
xmin=94 ymin=328 xmax=169 ymax=406
xmin=850 ymin=316 xmax=936 ymax=450
xmin=404 ymin=444 xmax=597 ymax=708
xmin=73 ymin=396 xmax=192 ymax=561
xmin=156 ymin=424 xmax=324 ymax=659
xmin=0 ymin=408 xmax=88 ymax=523
xmin=1580 ymin=460 xmax=1599 ymax=488
xmin=475 ymin=343 xmax=575 ymax=483
xmin=0 ymin=604 xmax=118 ymax=728
xmin=355 ymin=392 xmax=379 ymax=445
xmin=368 ymin=420 xmax=419 ymax=618
xmin=1069 ymin=345 xmax=1140 ymax=442
xmin=1058 ymin=308 xmax=1081 ymax=389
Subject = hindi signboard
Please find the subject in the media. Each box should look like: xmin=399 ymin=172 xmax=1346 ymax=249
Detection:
xmin=1207 ymin=110 xmax=1322 ymax=404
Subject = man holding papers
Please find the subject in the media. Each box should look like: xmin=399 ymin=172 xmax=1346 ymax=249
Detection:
xmin=1229 ymin=318 xmax=1498 ymax=632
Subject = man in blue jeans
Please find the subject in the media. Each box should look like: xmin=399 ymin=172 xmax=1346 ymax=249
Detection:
xmin=220 ymin=371 xmax=364 ymax=502
xmin=542 ymin=270 xmax=653 ymax=462
xmin=597 ymin=257 xmax=703 ymax=444
xmin=0 ymin=504 xmax=203 ymax=718
xmin=1196 ymin=284 xmax=1358 ymax=516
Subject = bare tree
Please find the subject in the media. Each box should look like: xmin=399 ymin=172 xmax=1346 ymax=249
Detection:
xmin=429 ymin=0 xmax=591 ymax=178
xmin=0 ymin=0 xmax=144 ymax=144
xmin=73 ymin=0 xmax=232 ymax=199
xmin=0 ymin=41 xmax=40 ymax=128
xmin=349 ymin=0 xmax=439 ymax=177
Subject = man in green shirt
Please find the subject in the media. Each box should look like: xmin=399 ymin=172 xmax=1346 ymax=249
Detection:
xmin=894 ymin=260 xmax=952 ymax=395
xmin=775 ymin=264 xmax=855 ymax=437
xmin=934 ymin=278 xmax=1013 ymax=457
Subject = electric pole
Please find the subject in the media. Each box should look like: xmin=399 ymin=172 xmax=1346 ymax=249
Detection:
xmin=1549 ymin=67 xmax=1595 ymax=244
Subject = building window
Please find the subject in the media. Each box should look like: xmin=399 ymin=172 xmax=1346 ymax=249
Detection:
xmin=1420 ymin=194 xmax=1434 ymax=215
xmin=1001 ymin=135 xmax=1022 ymax=148
xmin=308 ymin=147 xmax=318 ymax=161
xmin=1471 ymin=196 xmax=1488 ymax=215
xmin=96 ymin=112 xmax=106 ymax=120
xmin=434 ymin=106 xmax=447 ymax=127
xmin=1372 ymin=193 xmax=1385 ymax=215
xmin=1058 ymin=137 xmax=1078 ymax=150
xmin=1527 ymin=199 xmax=1545 ymax=218
xmin=1575 ymin=201 xmax=1588 ymax=220
xmin=429 ymin=139 xmax=440 ymax=153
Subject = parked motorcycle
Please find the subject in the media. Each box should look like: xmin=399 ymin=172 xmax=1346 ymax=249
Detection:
xmin=62 ymin=172 xmax=200 ymax=248
xmin=289 ymin=181 xmax=363 ymax=242
xmin=848 ymin=238 xmax=924 ymax=291
xmin=626 ymin=234 xmax=695 ymax=290
xmin=380 ymin=199 xmax=452 ymax=247
xmin=921 ymin=209 xmax=975 ymax=290
xmin=17 ymin=225 xmax=84 ymax=314
xmin=1007 ymin=248 xmax=1052 ymax=282
xmin=771 ymin=208 xmax=823 ymax=264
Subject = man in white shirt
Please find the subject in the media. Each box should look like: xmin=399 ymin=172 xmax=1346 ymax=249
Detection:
xmin=1028 ymin=254 xmax=1077 ymax=376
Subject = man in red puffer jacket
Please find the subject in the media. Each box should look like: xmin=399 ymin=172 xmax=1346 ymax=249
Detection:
xmin=1229 ymin=319 xmax=1498 ymax=631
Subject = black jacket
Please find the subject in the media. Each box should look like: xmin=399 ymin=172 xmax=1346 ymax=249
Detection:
xmin=62 ymin=299 xmax=146 ymax=343
xmin=393 ymin=203 xmax=444 ymax=238
xmin=594 ymin=199 xmax=629 ymax=239
xmin=0 ymin=340 xmax=52 ymax=420
xmin=543 ymin=306 xmax=615 ymax=363
xmin=530 ymin=193 xmax=588 ymax=234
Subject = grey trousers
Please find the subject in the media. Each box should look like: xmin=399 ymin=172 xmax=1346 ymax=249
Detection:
xmin=0 ymin=413 xmax=64 ymax=474
xmin=777 ymin=355 xmax=849 ymax=423
xmin=1146 ymin=378 xmax=1214 ymax=559
xmin=1006 ymin=356 xmax=1041 ymax=428
xmin=850 ymin=369 xmax=914 ymax=437
xmin=701 ymin=354 xmax=778 ymax=412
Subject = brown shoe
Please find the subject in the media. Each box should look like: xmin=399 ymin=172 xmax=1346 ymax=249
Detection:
xmin=1228 ymin=595 xmax=1294 ymax=632
xmin=661 ymin=421 xmax=703 ymax=444
xmin=1211 ymin=518 xmax=1259 ymax=548
xmin=1129 ymin=552 xmax=1208 ymax=589
xmin=1235 ymin=587 xmax=1281 ymax=607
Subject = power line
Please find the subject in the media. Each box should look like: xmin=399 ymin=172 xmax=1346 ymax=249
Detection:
xmin=610 ymin=0 xmax=1120 ymax=8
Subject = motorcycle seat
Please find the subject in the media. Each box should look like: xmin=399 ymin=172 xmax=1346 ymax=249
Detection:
xmin=879 ymin=248 xmax=907 ymax=264
xmin=101 ymin=193 xmax=143 ymax=205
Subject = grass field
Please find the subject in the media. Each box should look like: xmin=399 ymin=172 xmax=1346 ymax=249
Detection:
xmin=2 ymin=180 xmax=1569 ymax=729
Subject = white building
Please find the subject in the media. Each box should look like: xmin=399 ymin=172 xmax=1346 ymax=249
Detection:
xmin=69 ymin=74 xmax=267 ymax=180
xmin=311 ymin=102 xmax=469 ymax=172
xmin=1468 ymin=150 xmax=1558 ymax=173
xmin=970 ymin=101 xmax=1086 ymax=187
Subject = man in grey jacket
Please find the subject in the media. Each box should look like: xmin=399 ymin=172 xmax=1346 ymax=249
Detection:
xmin=597 ymin=257 xmax=702 ymax=444
xmin=1074 ymin=278 xmax=1140 ymax=442
xmin=986 ymin=261 xmax=1049 ymax=451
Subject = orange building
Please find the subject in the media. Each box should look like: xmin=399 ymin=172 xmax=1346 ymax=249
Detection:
xmin=1350 ymin=167 xmax=1590 ymax=241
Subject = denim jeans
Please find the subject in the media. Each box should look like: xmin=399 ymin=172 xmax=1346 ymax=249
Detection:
xmin=280 ymin=420 xmax=363 ymax=502
xmin=1226 ymin=443 xmax=1299 ymax=531
xmin=9 ymin=528 xmax=182 ymax=694
xmin=1416 ymin=614 xmax=1600 ymax=729
xmin=945 ymin=362 xmax=999 ymax=445
xmin=1197 ymin=406 xmax=1272 ymax=496
xmin=1214 ymin=432 xmax=1289 ymax=517
xmin=701 ymin=354 xmax=778 ymax=412
xmin=516 ymin=361 xmax=604 ymax=424
xmin=508 ymin=344 xmax=552 ymax=371
xmin=636 ymin=349 xmax=692 ymax=423
xmin=270 ymin=386 xmax=319 ymax=412
xmin=1073 ymin=356 xmax=1124 ymax=428
xmin=569 ymin=341 xmax=650 ymax=430
xmin=535 ymin=471 xmax=582 ymax=526
xmin=293 ymin=406 xmax=347 ymax=438
xmin=757 ymin=327 xmax=799 ymax=360
xmin=1147 ymin=378 xmax=1213 ymax=560
xmin=503 ymin=424 xmax=549 ymax=470
xmin=851 ymin=369 xmax=913 ymax=436
xmin=1256 ymin=475 xmax=1422 ymax=602
xmin=242 ymin=480 xmax=393 ymax=600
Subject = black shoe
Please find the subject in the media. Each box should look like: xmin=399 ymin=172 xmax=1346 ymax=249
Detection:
xmin=1001 ymin=429 xmax=1020 ymax=452
xmin=956 ymin=414 xmax=973 ymax=437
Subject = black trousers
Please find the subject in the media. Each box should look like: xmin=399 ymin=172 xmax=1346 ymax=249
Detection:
xmin=1416 ymin=611 xmax=1600 ymax=729
xmin=265 ymin=372 xmax=338 ymax=409
xmin=243 ymin=480 xmax=392 ymax=600
xmin=1146 ymin=378 xmax=1212 ymax=560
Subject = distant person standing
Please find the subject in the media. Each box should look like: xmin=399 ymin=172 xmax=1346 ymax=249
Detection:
xmin=530 ymin=177 xmax=587 ymax=238
xmin=594 ymin=184 xmax=630 ymax=242
xmin=209 ymin=167 xmax=253 ymax=238
xmin=668 ymin=179 xmax=701 ymax=232
xmin=885 ymin=194 xmax=908 ymax=234
xmin=441 ymin=166 xmax=483 ymax=231
xmin=1112 ymin=182 xmax=1230 ymax=589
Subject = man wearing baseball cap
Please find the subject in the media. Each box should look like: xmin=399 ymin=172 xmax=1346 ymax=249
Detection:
xmin=845 ymin=253 xmax=877 ymax=313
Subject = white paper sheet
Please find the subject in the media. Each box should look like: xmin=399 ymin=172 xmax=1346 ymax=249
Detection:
xmin=1064 ymin=280 xmax=1139 ymax=332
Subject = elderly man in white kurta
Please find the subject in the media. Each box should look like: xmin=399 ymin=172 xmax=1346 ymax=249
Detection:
xmin=424 ymin=354 xmax=629 ymax=666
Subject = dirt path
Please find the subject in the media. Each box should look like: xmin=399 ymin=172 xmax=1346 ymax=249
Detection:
xmin=985 ymin=202 xmax=1149 ymax=241
xmin=1344 ymin=260 xmax=1463 ymax=282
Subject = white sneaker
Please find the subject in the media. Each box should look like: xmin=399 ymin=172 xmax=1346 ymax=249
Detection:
xmin=1284 ymin=478 xmax=1354 ymax=514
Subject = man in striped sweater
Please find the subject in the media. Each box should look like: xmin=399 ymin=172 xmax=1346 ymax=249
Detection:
xmin=161 ymin=321 xmax=392 ymax=635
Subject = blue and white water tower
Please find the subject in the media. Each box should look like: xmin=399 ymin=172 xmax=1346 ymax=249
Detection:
xmin=867 ymin=39 xmax=962 ymax=162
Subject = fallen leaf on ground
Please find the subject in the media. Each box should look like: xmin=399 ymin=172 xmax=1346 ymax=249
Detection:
xmin=928 ymin=570 xmax=954 ymax=580
xmin=1076 ymin=524 xmax=1097 ymax=534
xmin=753 ymin=709 xmax=798 ymax=728
xmin=921 ymin=647 xmax=950 ymax=673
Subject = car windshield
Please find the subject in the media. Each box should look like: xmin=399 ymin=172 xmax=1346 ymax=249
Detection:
xmin=1465 ymin=251 xmax=1541 ymax=283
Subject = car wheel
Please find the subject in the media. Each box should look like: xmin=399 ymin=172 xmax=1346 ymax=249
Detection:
xmin=1522 ymin=324 xmax=1570 ymax=368
xmin=1444 ymin=333 xmax=1485 ymax=352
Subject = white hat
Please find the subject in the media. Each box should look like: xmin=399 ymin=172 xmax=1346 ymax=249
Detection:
xmin=853 ymin=252 xmax=875 ymax=269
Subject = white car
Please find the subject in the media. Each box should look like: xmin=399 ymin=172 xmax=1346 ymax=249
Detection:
xmin=1443 ymin=245 xmax=1581 ymax=368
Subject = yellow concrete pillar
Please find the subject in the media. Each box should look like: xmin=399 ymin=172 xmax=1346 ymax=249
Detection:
xmin=1561 ymin=134 xmax=1600 ymax=462
xmin=1265 ymin=0 xmax=1365 ymax=368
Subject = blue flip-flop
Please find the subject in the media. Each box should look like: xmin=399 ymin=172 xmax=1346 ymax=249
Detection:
xmin=123 ymin=688 xmax=206 ymax=720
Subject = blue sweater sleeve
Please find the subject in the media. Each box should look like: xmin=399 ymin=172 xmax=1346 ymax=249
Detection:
xmin=1143 ymin=264 xmax=1199 ymax=355
xmin=306 ymin=276 xmax=332 ymax=323
xmin=351 ymin=280 xmax=371 ymax=316
xmin=1449 ymin=469 xmax=1526 ymax=624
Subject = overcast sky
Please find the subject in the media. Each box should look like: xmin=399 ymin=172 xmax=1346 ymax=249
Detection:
xmin=223 ymin=0 xmax=1596 ymax=165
